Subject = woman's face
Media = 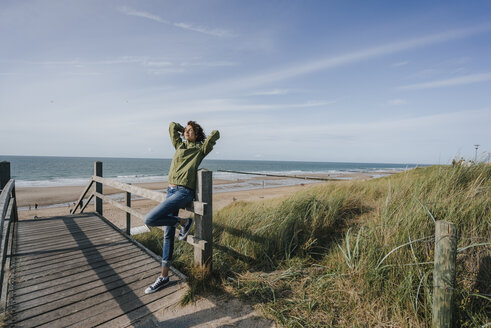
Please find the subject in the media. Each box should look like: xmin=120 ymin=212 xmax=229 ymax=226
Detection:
xmin=184 ymin=125 xmax=197 ymax=142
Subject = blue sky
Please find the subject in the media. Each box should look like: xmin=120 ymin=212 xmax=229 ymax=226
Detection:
xmin=1 ymin=1 xmax=490 ymax=164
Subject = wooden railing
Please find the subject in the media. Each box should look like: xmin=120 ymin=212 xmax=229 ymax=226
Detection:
xmin=71 ymin=161 xmax=213 ymax=272
xmin=0 ymin=161 xmax=18 ymax=312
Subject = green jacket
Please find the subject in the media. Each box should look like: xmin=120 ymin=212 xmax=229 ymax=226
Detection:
xmin=167 ymin=122 xmax=220 ymax=190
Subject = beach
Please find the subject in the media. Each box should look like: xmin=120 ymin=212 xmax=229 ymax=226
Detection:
xmin=16 ymin=171 xmax=387 ymax=230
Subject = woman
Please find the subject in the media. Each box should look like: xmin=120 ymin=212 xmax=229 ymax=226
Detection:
xmin=143 ymin=121 xmax=220 ymax=294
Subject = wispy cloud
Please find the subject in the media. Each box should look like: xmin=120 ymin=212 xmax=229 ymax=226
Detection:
xmin=130 ymin=99 xmax=335 ymax=119
xmin=118 ymin=6 xmax=236 ymax=38
xmin=392 ymin=61 xmax=409 ymax=67
xmin=118 ymin=6 xmax=166 ymax=23
xmin=398 ymin=72 xmax=491 ymax=90
xmin=173 ymin=22 xmax=236 ymax=38
xmin=282 ymin=108 xmax=490 ymax=137
xmin=178 ymin=99 xmax=335 ymax=114
xmin=251 ymin=89 xmax=289 ymax=96
xmin=388 ymin=99 xmax=407 ymax=106
xmin=190 ymin=24 xmax=491 ymax=94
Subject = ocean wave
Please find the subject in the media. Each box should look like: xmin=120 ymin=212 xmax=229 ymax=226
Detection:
xmin=16 ymin=178 xmax=91 ymax=188
xmin=16 ymin=175 xmax=169 ymax=188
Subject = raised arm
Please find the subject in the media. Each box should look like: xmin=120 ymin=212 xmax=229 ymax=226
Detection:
xmin=169 ymin=122 xmax=184 ymax=149
xmin=202 ymin=130 xmax=220 ymax=156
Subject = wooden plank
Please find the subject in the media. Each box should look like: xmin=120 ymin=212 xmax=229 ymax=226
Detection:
xmin=38 ymin=278 xmax=183 ymax=328
xmin=14 ymin=254 xmax=151 ymax=296
xmin=16 ymin=220 xmax=122 ymax=242
xmin=70 ymin=179 xmax=93 ymax=214
xmin=95 ymin=162 xmax=103 ymax=215
xmin=16 ymin=220 xmax=108 ymax=235
xmin=17 ymin=215 xmax=104 ymax=229
xmin=94 ymin=192 xmax=145 ymax=220
xmin=93 ymin=175 xmax=165 ymax=203
xmin=125 ymin=189 xmax=131 ymax=235
xmin=76 ymin=284 xmax=185 ymax=328
xmin=16 ymin=246 xmax=143 ymax=281
xmin=14 ymin=251 xmax=148 ymax=291
xmin=79 ymin=193 xmax=93 ymax=213
xmin=16 ymin=223 xmax=117 ymax=244
xmin=13 ymin=238 xmax=128 ymax=266
xmin=12 ymin=260 xmax=159 ymax=317
xmin=15 ymin=242 xmax=130 ymax=273
xmin=1 ymin=203 xmax=15 ymax=313
xmin=15 ymin=230 xmax=123 ymax=253
xmin=15 ymin=270 xmax=178 ymax=327
xmin=0 ymin=198 xmax=14 ymax=292
xmin=16 ymin=225 xmax=119 ymax=246
xmin=13 ymin=256 xmax=157 ymax=305
xmin=14 ymin=237 xmax=127 ymax=266
xmin=16 ymin=242 xmax=141 ymax=275
xmin=0 ymin=179 xmax=14 ymax=223
xmin=92 ymin=176 xmax=205 ymax=215
xmin=16 ymin=216 xmax=103 ymax=234
xmin=183 ymin=234 xmax=207 ymax=251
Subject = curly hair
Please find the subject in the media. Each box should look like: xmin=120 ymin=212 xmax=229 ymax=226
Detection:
xmin=187 ymin=121 xmax=206 ymax=143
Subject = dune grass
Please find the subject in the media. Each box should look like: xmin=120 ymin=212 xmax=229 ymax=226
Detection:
xmin=135 ymin=164 xmax=490 ymax=327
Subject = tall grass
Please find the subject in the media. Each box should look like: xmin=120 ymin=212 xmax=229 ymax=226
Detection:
xmin=135 ymin=164 xmax=490 ymax=327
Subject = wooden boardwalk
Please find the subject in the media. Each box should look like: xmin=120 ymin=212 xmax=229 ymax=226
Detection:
xmin=6 ymin=213 xmax=186 ymax=327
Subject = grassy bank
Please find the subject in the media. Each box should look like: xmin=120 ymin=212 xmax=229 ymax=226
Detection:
xmin=135 ymin=164 xmax=490 ymax=327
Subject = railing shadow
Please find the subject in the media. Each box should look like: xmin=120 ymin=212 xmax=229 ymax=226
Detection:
xmin=62 ymin=216 xmax=159 ymax=324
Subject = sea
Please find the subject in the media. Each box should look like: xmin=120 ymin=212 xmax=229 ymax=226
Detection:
xmin=1 ymin=155 xmax=423 ymax=189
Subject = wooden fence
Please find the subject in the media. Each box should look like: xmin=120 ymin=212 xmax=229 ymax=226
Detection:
xmin=71 ymin=161 xmax=213 ymax=273
xmin=0 ymin=161 xmax=18 ymax=312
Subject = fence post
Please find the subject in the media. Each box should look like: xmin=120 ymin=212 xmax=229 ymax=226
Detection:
xmin=94 ymin=161 xmax=103 ymax=216
xmin=194 ymin=169 xmax=213 ymax=274
xmin=0 ymin=162 xmax=10 ymax=190
xmin=0 ymin=162 xmax=17 ymax=222
xmin=125 ymin=186 xmax=131 ymax=235
xmin=433 ymin=220 xmax=457 ymax=328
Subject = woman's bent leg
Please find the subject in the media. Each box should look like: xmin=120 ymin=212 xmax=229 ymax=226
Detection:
xmin=143 ymin=188 xmax=192 ymax=227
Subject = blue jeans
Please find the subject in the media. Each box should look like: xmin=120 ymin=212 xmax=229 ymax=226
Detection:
xmin=143 ymin=186 xmax=194 ymax=268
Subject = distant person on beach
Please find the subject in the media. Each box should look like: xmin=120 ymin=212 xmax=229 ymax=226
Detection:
xmin=34 ymin=203 xmax=38 ymax=210
xmin=143 ymin=121 xmax=220 ymax=294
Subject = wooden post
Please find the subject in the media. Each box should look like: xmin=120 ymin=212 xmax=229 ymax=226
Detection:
xmin=94 ymin=162 xmax=103 ymax=216
xmin=194 ymin=170 xmax=213 ymax=273
xmin=0 ymin=162 xmax=17 ymax=222
xmin=0 ymin=162 xmax=10 ymax=190
xmin=433 ymin=220 xmax=457 ymax=328
xmin=125 ymin=186 xmax=131 ymax=235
